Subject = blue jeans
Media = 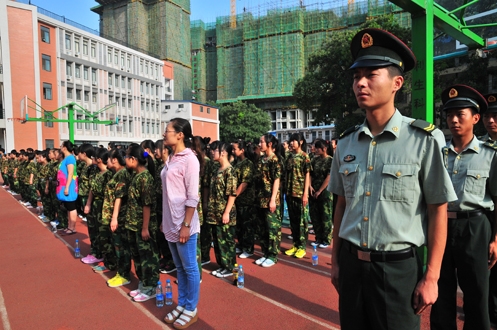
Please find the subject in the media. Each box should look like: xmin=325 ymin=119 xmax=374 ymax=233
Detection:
xmin=168 ymin=234 xmax=200 ymax=311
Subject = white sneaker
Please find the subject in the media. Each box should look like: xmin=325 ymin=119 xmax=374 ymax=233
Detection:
xmin=235 ymin=247 xmax=242 ymax=254
xmin=239 ymin=252 xmax=253 ymax=259
xmin=311 ymin=241 xmax=319 ymax=247
xmin=318 ymin=243 xmax=329 ymax=248
xmin=82 ymin=217 xmax=87 ymax=222
xmin=255 ymin=257 xmax=266 ymax=265
xmin=211 ymin=267 xmax=223 ymax=276
xmin=24 ymin=202 xmax=32 ymax=207
xmin=261 ymin=259 xmax=276 ymax=268
xmin=287 ymin=235 xmax=293 ymax=240
xmin=78 ymin=214 xmax=83 ymax=218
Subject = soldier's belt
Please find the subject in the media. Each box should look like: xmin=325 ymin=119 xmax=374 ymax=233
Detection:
xmin=344 ymin=240 xmax=415 ymax=262
xmin=447 ymin=209 xmax=485 ymax=219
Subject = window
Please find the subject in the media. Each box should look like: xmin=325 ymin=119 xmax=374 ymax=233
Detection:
xmin=66 ymin=62 xmax=72 ymax=77
xmin=75 ymin=65 xmax=81 ymax=78
xmin=92 ymin=93 xmax=97 ymax=103
xmin=44 ymin=111 xmax=53 ymax=128
xmin=84 ymin=91 xmax=89 ymax=102
xmin=114 ymin=52 xmax=118 ymax=65
xmin=128 ymin=78 xmax=132 ymax=90
xmin=41 ymin=26 xmax=50 ymax=43
xmin=107 ymin=51 xmax=112 ymax=63
xmin=76 ymin=89 xmax=81 ymax=101
xmin=65 ymin=34 xmax=71 ymax=50
xmin=140 ymin=61 xmax=143 ymax=73
xmin=141 ymin=102 xmax=144 ymax=110
xmin=43 ymin=83 xmax=52 ymax=100
xmin=207 ymin=108 xmax=211 ymax=114
xmin=146 ymin=103 xmax=149 ymax=112
xmin=74 ymin=38 xmax=80 ymax=53
xmin=83 ymin=41 xmax=88 ymax=55
xmin=152 ymin=122 xmax=155 ymax=134
xmin=115 ymin=75 xmax=119 ymax=87
xmin=145 ymin=64 xmax=148 ymax=75
xmin=42 ymin=54 xmax=51 ymax=71
xmin=147 ymin=123 xmax=150 ymax=134
xmin=83 ymin=67 xmax=89 ymax=80
xmin=121 ymin=77 xmax=125 ymax=88
xmin=76 ymin=115 xmax=82 ymax=129
xmin=85 ymin=116 xmax=90 ymax=130
xmin=140 ymin=82 xmax=144 ymax=93
xmin=45 ymin=139 xmax=54 ymax=149
xmin=122 ymin=98 xmax=126 ymax=108
xmin=92 ymin=69 xmax=97 ymax=84
xmin=178 ymin=104 xmax=184 ymax=108
xmin=141 ymin=121 xmax=145 ymax=133
xmin=146 ymin=83 xmax=149 ymax=94
xmin=91 ymin=44 xmax=96 ymax=57
xmin=200 ymin=106 xmax=203 ymax=112
xmin=129 ymin=120 xmax=133 ymax=133
xmin=127 ymin=57 xmax=131 ymax=69
xmin=67 ymin=88 xmax=73 ymax=99
xmin=108 ymin=73 xmax=112 ymax=85
xmin=156 ymin=86 xmax=159 ymax=96
xmin=121 ymin=55 xmax=125 ymax=67
xmin=128 ymin=99 xmax=132 ymax=108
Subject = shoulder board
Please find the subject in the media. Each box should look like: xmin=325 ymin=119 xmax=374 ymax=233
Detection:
xmin=339 ymin=125 xmax=360 ymax=139
xmin=483 ymin=141 xmax=497 ymax=151
xmin=410 ymin=119 xmax=436 ymax=134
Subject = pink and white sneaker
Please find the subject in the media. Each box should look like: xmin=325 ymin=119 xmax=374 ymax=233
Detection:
xmin=133 ymin=292 xmax=156 ymax=302
xmin=81 ymin=254 xmax=103 ymax=264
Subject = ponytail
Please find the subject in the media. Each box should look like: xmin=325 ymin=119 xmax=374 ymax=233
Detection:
xmin=127 ymin=144 xmax=155 ymax=177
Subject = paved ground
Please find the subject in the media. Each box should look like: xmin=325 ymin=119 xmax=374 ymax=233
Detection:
xmin=0 ymin=186 xmax=468 ymax=329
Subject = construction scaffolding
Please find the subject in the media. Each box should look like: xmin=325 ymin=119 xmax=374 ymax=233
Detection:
xmin=190 ymin=0 xmax=408 ymax=106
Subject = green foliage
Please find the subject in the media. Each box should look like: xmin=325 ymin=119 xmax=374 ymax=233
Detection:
xmin=293 ymin=14 xmax=411 ymax=134
xmin=218 ymin=101 xmax=271 ymax=143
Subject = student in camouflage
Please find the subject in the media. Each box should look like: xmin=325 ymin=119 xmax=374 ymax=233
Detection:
xmin=25 ymin=152 xmax=38 ymax=207
xmin=17 ymin=152 xmax=28 ymax=202
xmin=83 ymin=148 xmax=113 ymax=267
xmin=232 ymin=140 xmax=256 ymax=259
xmin=36 ymin=150 xmax=50 ymax=221
xmin=309 ymin=139 xmax=333 ymax=248
xmin=103 ymin=149 xmax=133 ymax=288
xmin=254 ymin=134 xmax=283 ymax=268
xmin=125 ymin=144 xmax=159 ymax=302
xmin=284 ymin=132 xmax=311 ymax=259
xmin=207 ymin=142 xmax=238 ymax=278
xmin=201 ymin=146 xmax=220 ymax=264
xmin=47 ymin=149 xmax=61 ymax=226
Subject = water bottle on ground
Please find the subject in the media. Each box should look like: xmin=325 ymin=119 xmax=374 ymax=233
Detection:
xmin=237 ymin=265 xmax=245 ymax=289
xmin=233 ymin=263 xmax=239 ymax=286
xmin=165 ymin=279 xmax=173 ymax=305
xmin=74 ymin=239 xmax=81 ymax=258
xmin=156 ymin=281 xmax=164 ymax=307
xmin=312 ymin=246 xmax=318 ymax=266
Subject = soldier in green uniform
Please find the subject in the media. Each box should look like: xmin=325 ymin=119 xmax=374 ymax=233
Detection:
xmin=430 ymin=85 xmax=497 ymax=330
xmin=201 ymin=145 xmax=220 ymax=264
xmin=47 ymin=149 xmax=61 ymax=228
xmin=284 ymin=132 xmax=311 ymax=259
xmin=83 ymin=148 xmax=113 ymax=267
xmin=232 ymin=140 xmax=256 ymax=259
xmin=36 ymin=150 xmax=50 ymax=222
xmin=125 ymin=144 xmax=159 ymax=302
xmin=328 ymin=28 xmax=457 ymax=329
xmin=309 ymin=139 xmax=333 ymax=248
xmin=207 ymin=142 xmax=238 ymax=278
xmin=254 ymin=134 xmax=283 ymax=268
xmin=25 ymin=152 xmax=38 ymax=207
xmin=77 ymin=144 xmax=97 ymax=223
xmin=103 ymin=149 xmax=132 ymax=288
xmin=7 ymin=151 xmax=18 ymax=192
xmin=17 ymin=152 xmax=28 ymax=202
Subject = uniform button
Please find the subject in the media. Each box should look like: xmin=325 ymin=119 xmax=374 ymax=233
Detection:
xmin=365 ymin=191 xmax=371 ymax=196
xmin=456 ymin=156 xmax=461 ymax=160
xmin=453 ymin=170 xmax=458 ymax=174
xmin=344 ymin=170 xmax=349 ymax=175
xmin=371 ymin=141 xmax=377 ymax=146
xmin=396 ymin=171 xmax=401 ymax=177
xmin=362 ymin=242 xmax=367 ymax=247
xmin=368 ymin=166 xmax=374 ymax=171
xmin=363 ymin=217 xmax=369 ymax=221
xmin=477 ymin=174 xmax=481 ymax=179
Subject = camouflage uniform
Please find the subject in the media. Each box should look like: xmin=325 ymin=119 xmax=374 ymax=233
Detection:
xmin=309 ymin=155 xmax=333 ymax=245
xmin=11 ymin=159 xmax=19 ymax=193
xmin=285 ymin=152 xmax=311 ymax=249
xmin=89 ymin=169 xmax=113 ymax=260
xmin=1 ymin=157 xmax=7 ymax=185
xmin=38 ymin=162 xmax=51 ymax=218
xmin=80 ymin=164 xmax=99 ymax=253
xmin=46 ymin=160 xmax=60 ymax=223
xmin=233 ymin=157 xmax=256 ymax=254
xmin=25 ymin=161 xmax=38 ymax=206
xmin=206 ymin=165 xmax=237 ymax=271
xmin=17 ymin=160 xmax=28 ymax=200
xmin=155 ymin=161 xmax=174 ymax=270
xmin=255 ymin=153 xmax=282 ymax=262
xmin=102 ymin=168 xmax=131 ymax=278
xmin=125 ymin=170 xmax=159 ymax=289
xmin=200 ymin=158 xmax=219 ymax=263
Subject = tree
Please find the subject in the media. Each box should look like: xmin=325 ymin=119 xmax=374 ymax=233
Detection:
xmin=218 ymin=101 xmax=271 ymax=142
xmin=293 ymin=15 xmax=411 ymax=134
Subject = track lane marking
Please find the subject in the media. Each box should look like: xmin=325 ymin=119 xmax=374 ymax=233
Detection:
xmin=0 ymin=288 xmax=12 ymax=330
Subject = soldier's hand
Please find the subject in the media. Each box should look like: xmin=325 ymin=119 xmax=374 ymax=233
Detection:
xmin=302 ymin=194 xmax=308 ymax=207
xmin=110 ymin=218 xmax=118 ymax=232
xmin=141 ymin=228 xmax=150 ymax=241
xmin=222 ymin=212 xmax=230 ymax=224
xmin=412 ymin=276 xmax=438 ymax=315
xmin=488 ymin=240 xmax=497 ymax=269
xmin=330 ymin=263 xmax=340 ymax=294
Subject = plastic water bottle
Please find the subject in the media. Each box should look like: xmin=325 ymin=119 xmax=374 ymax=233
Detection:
xmin=237 ymin=265 xmax=245 ymax=288
xmin=312 ymin=246 xmax=318 ymax=266
xmin=156 ymin=281 xmax=164 ymax=307
xmin=233 ymin=263 xmax=239 ymax=286
xmin=74 ymin=239 xmax=81 ymax=258
xmin=165 ymin=279 xmax=173 ymax=305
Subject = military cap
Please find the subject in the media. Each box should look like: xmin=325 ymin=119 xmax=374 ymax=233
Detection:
xmin=441 ymin=84 xmax=487 ymax=113
xmin=349 ymin=28 xmax=416 ymax=72
xmin=483 ymin=93 xmax=497 ymax=113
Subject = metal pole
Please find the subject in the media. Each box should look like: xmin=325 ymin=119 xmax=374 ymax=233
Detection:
xmin=68 ymin=102 xmax=75 ymax=143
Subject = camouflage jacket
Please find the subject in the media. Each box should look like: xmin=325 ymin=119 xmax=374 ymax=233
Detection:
xmin=255 ymin=153 xmax=282 ymax=208
xmin=310 ymin=155 xmax=332 ymax=191
xmin=102 ymin=168 xmax=131 ymax=225
xmin=37 ymin=162 xmax=51 ymax=190
xmin=285 ymin=151 xmax=311 ymax=198
xmin=206 ymin=165 xmax=237 ymax=226
xmin=24 ymin=161 xmax=37 ymax=185
xmin=17 ymin=161 xmax=28 ymax=183
xmin=90 ymin=169 xmax=113 ymax=200
xmin=125 ymin=170 xmax=157 ymax=232
xmin=233 ymin=157 xmax=255 ymax=206
xmin=79 ymin=164 xmax=99 ymax=197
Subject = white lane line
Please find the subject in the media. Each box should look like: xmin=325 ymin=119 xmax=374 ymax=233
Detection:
xmin=0 ymin=288 xmax=12 ymax=330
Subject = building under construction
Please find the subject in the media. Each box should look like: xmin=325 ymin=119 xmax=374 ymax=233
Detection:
xmin=91 ymin=0 xmax=192 ymax=100
xmin=191 ymin=0 xmax=410 ymax=108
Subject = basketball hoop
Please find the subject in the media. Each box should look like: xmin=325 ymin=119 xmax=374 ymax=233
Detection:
xmin=7 ymin=117 xmax=27 ymax=124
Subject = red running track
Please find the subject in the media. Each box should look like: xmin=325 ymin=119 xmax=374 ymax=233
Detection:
xmin=0 ymin=186 xmax=468 ymax=329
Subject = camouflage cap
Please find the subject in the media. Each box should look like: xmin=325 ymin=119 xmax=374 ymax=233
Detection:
xmin=349 ymin=28 xmax=416 ymax=72
xmin=441 ymin=84 xmax=487 ymax=113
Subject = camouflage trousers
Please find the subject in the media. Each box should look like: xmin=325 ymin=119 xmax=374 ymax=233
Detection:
xmin=98 ymin=222 xmax=118 ymax=271
xmin=45 ymin=185 xmax=57 ymax=222
xmin=112 ymin=222 xmax=131 ymax=279
xmin=39 ymin=191 xmax=51 ymax=219
xmin=87 ymin=199 xmax=104 ymax=258
xmin=211 ymin=224 xmax=236 ymax=271
xmin=200 ymin=221 xmax=213 ymax=262
xmin=287 ymin=195 xmax=308 ymax=249
xmin=127 ymin=229 xmax=160 ymax=287
xmin=58 ymin=202 xmax=68 ymax=229
xmin=257 ymin=207 xmax=282 ymax=262
xmin=309 ymin=190 xmax=333 ymax=245
xmin=156 ymin=211 xmax=174 ymax=268
xmin=236 ymin=204 xmax=256 ymax=254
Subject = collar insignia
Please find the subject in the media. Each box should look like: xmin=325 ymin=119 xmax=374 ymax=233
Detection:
xmin=361 ymin=33 xmax=373 ymax=49
xmin=343 ymin=155 xmax=356 ymax=162
xmin=488 ymin=95 xmax=496 ymax=103
xmin=449 ymin=88 xmax=458 ymax=98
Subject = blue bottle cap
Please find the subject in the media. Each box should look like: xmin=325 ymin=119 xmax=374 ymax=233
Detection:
xmin=166 ymin=279 xmax=170 ymax=283
xmin=158 ymin=281 xmax=161 ymax=285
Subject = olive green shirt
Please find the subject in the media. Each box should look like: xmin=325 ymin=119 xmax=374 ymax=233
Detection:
xmin=329 ymin=110 xmax=457 ymax=251
xmin=445 ymin=137 xmax=497 ymax=212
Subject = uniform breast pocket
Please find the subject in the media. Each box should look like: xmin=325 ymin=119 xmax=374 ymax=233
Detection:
xmin=380 ymin=164 xmax=417 ymax=203
xmin=464 ymin=169 xmax=489 ymax=196
xmin=339 ymin=164 xmax=359 ymax=198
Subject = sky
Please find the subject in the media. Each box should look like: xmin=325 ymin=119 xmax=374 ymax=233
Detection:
xmin=30 ymin=0 xmax=307 ymax=31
